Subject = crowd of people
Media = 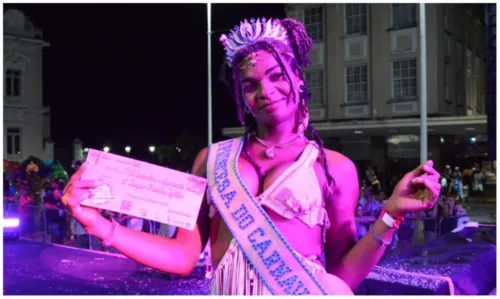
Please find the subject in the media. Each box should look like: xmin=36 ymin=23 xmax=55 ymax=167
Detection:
xmin=4 ymin=172 xmax=179 ymax=253
xmin=355 ymin=163 xmax=486 ymax=254
xmin=4 ymin=160 xmax=486 ymax=257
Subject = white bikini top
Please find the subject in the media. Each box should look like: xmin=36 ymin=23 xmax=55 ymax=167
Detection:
xmin=207 ymin=141 xmax=331 ymax=243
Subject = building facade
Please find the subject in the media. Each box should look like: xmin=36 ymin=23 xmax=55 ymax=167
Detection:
xmin=485 ymin=4 xmax=496 ymax=161
xmin=4 ymin=9 xmax=53 ymax=162
xmin=222 ymin=4 xmax=489 ymax=179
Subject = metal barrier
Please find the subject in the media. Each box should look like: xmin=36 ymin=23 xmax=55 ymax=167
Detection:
xmin=7 ymin=202 xmax=494 ymax=258
xmin=3 ymin=202 xmax=162 ymax=254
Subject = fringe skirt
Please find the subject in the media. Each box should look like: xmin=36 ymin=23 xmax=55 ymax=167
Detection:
xmin=210 ymin=239 xmax=326 ymax=295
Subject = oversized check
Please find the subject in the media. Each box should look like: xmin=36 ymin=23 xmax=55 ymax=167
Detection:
xmin=80 ymin=149 xmax=207 ymax=231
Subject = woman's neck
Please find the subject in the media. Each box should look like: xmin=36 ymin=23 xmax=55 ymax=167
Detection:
xmin=254 ymin=119 xmax=301 ymax=145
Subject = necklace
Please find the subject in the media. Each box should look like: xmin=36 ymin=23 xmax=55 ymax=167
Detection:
xmin=251 ymin=132 xmax=304 ymax=159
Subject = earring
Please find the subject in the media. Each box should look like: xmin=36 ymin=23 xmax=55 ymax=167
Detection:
xmin=244 ymin=106 xmax=250 ymax=114
xmin=298 ymin=83 xmax=305 ymax=92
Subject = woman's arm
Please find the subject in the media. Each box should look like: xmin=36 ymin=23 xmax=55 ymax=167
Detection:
xmin=89 ymin=147 xmax=211 ymax=276
xmin=324 ymin=152 xmax=395 ymax=290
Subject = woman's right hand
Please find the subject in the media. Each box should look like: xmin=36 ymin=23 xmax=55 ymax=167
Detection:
xmin=62 ymin=163 xmax=105 ymax=234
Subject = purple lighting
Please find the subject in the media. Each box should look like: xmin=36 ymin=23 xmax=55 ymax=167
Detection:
xmin=3 ymin=218 xmax=20 ymax=228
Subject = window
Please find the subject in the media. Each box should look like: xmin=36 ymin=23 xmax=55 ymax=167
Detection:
xmin=445 ymin=39 xmax=452 ymax=57
xmin=305 ymin=70 xmax=324 ymax=105
xmin=444 ymin=65 xmax=449 ymax=101
xmin=444 ymin=5 xmax=450 ymax=32
xmin=466 ymin=70 xmax=472 ymax=109
xmin=455 ymin=69 xmax=462 ymax=105
xmin=392 ymin=59 xmax=417 ymax=99
xmin=6 ymin=128 xmax=21 ymax=155
xmin=476 ymin=73 xmax=481 ymax=113
xmin=304 ymin=6 xmax=323 ymax=42
xmin=5 ymin=69 xmax=22 ymax=97
xmin=456 ymin=41 xmax=463 ymax=67
xmin=345 ymin=4 xmax=367 ymax=35
xmin=392 ymin=4 xmax=417 ymax=29
xmin=346 ymin=65 xmax=368 ymax=103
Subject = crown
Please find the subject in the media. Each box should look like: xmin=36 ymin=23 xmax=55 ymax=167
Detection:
xmin=220 ymin=17 xmax=288 ymax=67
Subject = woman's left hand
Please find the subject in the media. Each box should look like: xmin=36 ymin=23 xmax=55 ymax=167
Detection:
xmin=384 ymin=160 xmax=441 ymax=218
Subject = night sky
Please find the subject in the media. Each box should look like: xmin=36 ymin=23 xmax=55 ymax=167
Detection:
xmin=5 ymin=3 xmax=286 ymax=160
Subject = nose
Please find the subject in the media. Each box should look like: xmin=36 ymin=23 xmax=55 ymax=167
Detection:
xmin=257 ymin=80 xmax=275 ymax=100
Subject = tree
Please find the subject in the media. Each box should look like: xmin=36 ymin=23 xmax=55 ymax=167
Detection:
xmin=52 ymin=161 xmax=69 ymax=182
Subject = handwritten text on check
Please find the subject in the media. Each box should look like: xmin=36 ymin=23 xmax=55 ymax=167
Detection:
xmin=80 ymin=149 xmax=207 ymax=231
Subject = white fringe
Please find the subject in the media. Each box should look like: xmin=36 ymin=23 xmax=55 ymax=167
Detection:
xmin=210 ymin=240 xmax=323 ymax=295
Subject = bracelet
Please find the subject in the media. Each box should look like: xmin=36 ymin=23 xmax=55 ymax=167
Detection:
xmin=369 ymin=225 xmax=392 ymax=247
xmin=381 ymin=207 xmax=405 ymax=222
xmin=101 ymin=218 xmax=117 ymax=247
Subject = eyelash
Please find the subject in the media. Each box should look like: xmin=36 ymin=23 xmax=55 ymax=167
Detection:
xmin=243 ymin=73 xmax=285 ymax=93
xmin=270 ymin=73 xmax=285 ymax=81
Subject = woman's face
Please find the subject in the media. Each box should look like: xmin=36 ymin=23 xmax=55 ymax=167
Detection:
xmin=356 ymin=206 xmax=363 ymax=216
xmin=239 ymin=50 xmax=303 ymax=127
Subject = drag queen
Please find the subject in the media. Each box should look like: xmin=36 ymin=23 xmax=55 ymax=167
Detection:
xmin=63 ymin=17 xmax=441 ymax=295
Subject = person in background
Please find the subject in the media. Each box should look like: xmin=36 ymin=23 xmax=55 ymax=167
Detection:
xmin=451 ymin=166 xmax=464 ymax=202
xmin=439 ymin=192 xmax=456 ymax=218
xmin=397 ymin=211 xmax=425 ymax=253
xmin=71 ymin=217 xmax=90 ymax=249
xmin=44 ymin=184 xmax=65 ymax=244
xmin=375 ymin=192 xmax=388 ymax=207
xmin=127 ymin=217 xmax=145 ymax=232
xmin=359 ymin=188 xmax=382 ymax=218
xmin=354 ymin=204 xmax=369 ymax=240
xmin=365 ymin=164 xmax=376 ymax=184
xmin=18 ymin=190 xmax=35 ymax=238
xmin=423 ymin=198 xmax=439 ymax=244
xmin=440 ymin=174 xmax=448 ymax=193
xmin=472 ymin=167 xmax=485 ymax=202
xmin=371 ymin=175 xmax=382 ymax=195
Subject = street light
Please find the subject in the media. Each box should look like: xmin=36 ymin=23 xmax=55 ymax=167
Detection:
xmin=149 ymin=145 xmax=155 ymax=163
xmin=125 ymin=146 xmax=131 ymax=155
xmin=103 ymin=146 xmax=110 ymax=153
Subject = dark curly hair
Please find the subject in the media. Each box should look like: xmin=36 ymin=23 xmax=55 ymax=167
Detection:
xmin=219 ymin=17 xmax=336 ymax=192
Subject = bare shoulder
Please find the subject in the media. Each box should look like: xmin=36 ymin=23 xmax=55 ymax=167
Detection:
xmin=322 ymin=148 xmax=359 ymax=207
xmin=323 ymin=148 xmax=357 ymax=177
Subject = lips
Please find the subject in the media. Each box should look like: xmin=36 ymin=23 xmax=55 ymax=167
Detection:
xmin=259 ymin=99 xmax=284 ymax=110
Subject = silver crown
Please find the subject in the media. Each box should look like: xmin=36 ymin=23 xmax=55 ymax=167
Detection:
xmin=220 ymin=17 xmax=288 ymax=66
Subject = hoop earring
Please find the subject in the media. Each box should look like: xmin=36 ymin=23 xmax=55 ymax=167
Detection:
xmin=244 ymin=106 xmax=250 ymax=114
xmin=298 ymin=83 xmax=305 ymax=93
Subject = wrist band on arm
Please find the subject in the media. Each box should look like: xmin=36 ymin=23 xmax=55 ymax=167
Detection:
xmin=380 ymin=207 xmax=404 ymax=229
xmin=369 ymin=225 xmax=392 ymax=247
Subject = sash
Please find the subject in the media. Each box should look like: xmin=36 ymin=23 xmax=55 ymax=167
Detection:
xmin=206 ymin=137 xmax=329 ymax=295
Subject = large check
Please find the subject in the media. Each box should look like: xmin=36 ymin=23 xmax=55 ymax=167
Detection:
xmin=80 ymin=149 xmax=207 ymax=231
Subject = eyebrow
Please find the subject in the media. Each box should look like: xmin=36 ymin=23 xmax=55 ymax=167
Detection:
xmin=241 ymin=64 xmax=281 ymax=84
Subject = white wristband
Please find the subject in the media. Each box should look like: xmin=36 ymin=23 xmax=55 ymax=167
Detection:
xmin=381 ymin=212 xmax=397 ymax=229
